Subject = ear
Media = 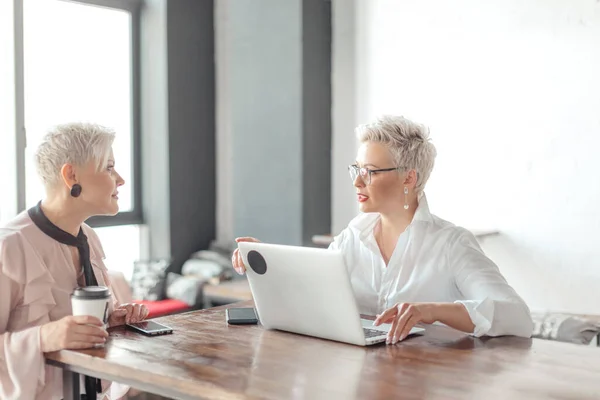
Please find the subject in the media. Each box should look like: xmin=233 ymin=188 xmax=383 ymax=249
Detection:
xmin=402 ymin=169 xmax=418 ymax=189
xmin=60 ymin=163 xmax=78 ymax=190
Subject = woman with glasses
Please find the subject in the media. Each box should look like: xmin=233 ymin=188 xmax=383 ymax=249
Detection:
xmin=233 ymin=115 xmax=533 ymax=344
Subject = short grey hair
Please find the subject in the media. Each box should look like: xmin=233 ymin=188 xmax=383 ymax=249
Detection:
xmin=35 ymin=122 xmax=115 ymax=187
xmin=356 ymin=115 xmax=437 ymax=193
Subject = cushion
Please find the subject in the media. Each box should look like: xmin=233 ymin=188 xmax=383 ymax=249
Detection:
xmin=137 ymin=299 xmax=190 ymax=318
xmin=130 ymin=259 xmax=170 ymax=301
xmin=531 ymin=311 xmax=600 ymax=345
xmin=183 ymin=242 xmax=236 ymax=283
xmin=166 ymin=272 xmax=205 ymax=306
xmin=181 ymin=258 xmax=224 ymax=280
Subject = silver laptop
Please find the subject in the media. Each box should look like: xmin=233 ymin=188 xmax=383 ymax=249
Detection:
xmin=237 ymin=242 xmax=425 ymax=346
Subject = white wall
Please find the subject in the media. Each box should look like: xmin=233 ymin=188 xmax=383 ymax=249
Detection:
xmin=335 ymin=0 xmax=600 ymax=313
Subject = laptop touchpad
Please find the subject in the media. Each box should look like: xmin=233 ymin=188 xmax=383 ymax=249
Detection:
xmin=360 ymin=319 xmax=391 ymax=333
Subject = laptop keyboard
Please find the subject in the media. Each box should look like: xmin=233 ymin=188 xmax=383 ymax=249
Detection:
xmin=363 ymin=327 xmax=386 ymax=339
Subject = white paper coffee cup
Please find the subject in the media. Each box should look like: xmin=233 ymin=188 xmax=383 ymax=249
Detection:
xmin=71 ymin=286 xmax=111 ymax=347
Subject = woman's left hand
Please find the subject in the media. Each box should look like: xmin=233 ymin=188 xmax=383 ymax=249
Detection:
xmin=373 ymin=303 xmax=438 ymax=344
xmin=108 ymin=303 xmax=149 ymax=327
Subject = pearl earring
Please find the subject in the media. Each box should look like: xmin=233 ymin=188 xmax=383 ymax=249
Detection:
xmin=404 ymin=187 xmax=409 ymax=210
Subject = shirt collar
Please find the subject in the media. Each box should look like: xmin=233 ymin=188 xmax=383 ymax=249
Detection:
xmin=349 ymin=192 xmax=434 ymax=240
xmin=413 ymin=192 xmax=433 ymax=224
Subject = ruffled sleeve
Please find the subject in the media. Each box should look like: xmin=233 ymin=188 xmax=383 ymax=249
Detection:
xmin=0 ymin=231 xmax=57 ymax=399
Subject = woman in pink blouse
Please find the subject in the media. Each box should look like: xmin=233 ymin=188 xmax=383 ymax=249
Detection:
xmin=0 ymin=123 xmax=148 ymax=399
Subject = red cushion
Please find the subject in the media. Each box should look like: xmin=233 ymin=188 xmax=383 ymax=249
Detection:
xmin=137 ymin=299 xmax=191 ymax=318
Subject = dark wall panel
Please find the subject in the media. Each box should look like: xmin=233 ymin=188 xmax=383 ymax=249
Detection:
xmin=302 ymin=0 xmax=332 ymax=245
xmin=167 ymin=0 xmax=216 ymax=271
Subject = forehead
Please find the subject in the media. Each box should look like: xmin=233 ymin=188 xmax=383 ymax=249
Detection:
xmin=356 ymin=142 xmax=393 ymax=165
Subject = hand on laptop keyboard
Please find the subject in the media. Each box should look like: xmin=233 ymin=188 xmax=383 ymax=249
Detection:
xmin=374 ymin=303 xmax=436 ymax=345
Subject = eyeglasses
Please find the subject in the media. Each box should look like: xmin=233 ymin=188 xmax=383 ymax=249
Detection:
xmin=348 ymin=164 xmax=403 ymax=185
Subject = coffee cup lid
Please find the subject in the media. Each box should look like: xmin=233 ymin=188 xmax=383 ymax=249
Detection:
xmin=72 ymin=286 xmax=111 ymax=299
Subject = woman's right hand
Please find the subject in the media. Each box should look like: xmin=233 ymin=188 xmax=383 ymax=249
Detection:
xmin=40 ymin=315 xmax=109 ymax=352
xmin=231 ymin=237 xmax=261 ymax=275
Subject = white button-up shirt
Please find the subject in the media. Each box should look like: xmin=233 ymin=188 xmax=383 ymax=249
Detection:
xmin=329 ymin=194 xmax=533 ymax=337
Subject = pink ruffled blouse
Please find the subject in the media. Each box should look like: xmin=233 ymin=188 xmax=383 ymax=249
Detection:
xmin=0 ymin=211 xmax=128 ymax=399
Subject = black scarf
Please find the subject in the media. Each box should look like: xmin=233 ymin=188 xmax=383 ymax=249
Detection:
xmin=28 ymin=202 xmax=101 ymax=398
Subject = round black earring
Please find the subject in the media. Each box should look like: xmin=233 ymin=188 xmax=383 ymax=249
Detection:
xmin=70 ymin=184 xmax=82 ymax=197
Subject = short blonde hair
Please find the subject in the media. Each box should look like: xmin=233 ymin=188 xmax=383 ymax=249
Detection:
xmin=35 ymin=122 xmax=115 ymax=187
xmin=356 ymin=115 xmax=437 ymax=193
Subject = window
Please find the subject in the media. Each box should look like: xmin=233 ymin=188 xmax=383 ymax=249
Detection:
xmin=23 ymin=0 xmax=141 ymax=225
xmin=95 ymin=224 xmax=143 ymax=280
xmin=3 ymin=0 xmax=145 ymax=275
xmin=0 ymin=0 xmax=17 ymax=224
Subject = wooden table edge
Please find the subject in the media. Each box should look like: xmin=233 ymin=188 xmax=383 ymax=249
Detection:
xmin=45 ymin=358 xmax=211 ymax=400
xmin=45 ymin=303 xmax=254 ymax=400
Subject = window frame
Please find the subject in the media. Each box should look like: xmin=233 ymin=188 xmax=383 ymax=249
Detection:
xmin=14 ymin=0 xmax=144 ymax=227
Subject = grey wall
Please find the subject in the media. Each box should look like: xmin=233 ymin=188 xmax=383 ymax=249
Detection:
xmin=331 ymin=0 xmax=359 ymax=234
xmin=141 ymin=0 xmax=216 ymax=271
xmin=141 ymin=0 xmax=330 ymax=271
xmin=230 ymin=0 xmax=303 ymax=245
xmin=216 ymin=0 xmax=332 ymax=246
xmin=140 ymin=0 xmax=171 ymax=260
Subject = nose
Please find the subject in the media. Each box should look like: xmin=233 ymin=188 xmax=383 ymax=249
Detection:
xmin=353 ymin=174 xmax=365 ymax=188
xmin=115 ymin=170 xmax=125 ymax=187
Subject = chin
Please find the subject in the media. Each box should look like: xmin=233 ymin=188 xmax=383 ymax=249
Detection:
xmin=100 ymin=202 xmax=120 ymax=216
xmin=358 ymin=203 xmax=375 ymax=213
xmin=108 ymin=204 xmax=120 ymax=215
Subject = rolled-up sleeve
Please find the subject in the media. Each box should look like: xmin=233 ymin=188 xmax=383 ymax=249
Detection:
xmin=450 ymin=229 xmax=533 ymax=338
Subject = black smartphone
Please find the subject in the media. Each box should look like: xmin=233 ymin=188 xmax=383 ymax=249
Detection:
xmin=126 ymin=320 xmax=173 ymax=336
xmin=226 ymin=307 xmax=259 ymax=325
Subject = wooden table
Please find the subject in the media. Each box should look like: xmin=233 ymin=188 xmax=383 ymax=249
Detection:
xmin=46 ymin=301 xmax=600 ymax=400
